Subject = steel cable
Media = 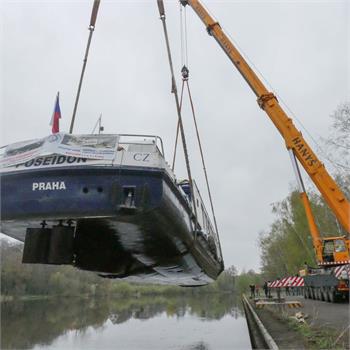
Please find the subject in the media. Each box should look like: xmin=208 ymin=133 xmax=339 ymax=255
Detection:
xmin=157 ymin=0 xmax=199 ymax=235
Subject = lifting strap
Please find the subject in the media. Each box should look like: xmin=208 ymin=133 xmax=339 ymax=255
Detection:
xmin=186 ymin=77 xmax=219 ymax=236
xmin=157 ymin=0 xmax=199 ymax=234
xmin=171 ymin=80 xmax=185 ymax=170
xmin=172 ymin=6 xmax=222 ymax=257
xmin=173 ymin=67 xmax=220 ymax=239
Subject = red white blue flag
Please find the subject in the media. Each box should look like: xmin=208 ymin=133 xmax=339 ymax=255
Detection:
xmin=50 ymin=92 xmax=61 ymax=134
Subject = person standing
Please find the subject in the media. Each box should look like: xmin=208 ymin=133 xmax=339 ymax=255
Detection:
xmin=256 ymin=284 xmax=260 ymax=297
xmin=287 ymin=279 xmax=293 ymax=296
xmin=276 ymin=278 xmax=281 ymax=301
xmin=263 ymin=281 xmax=269 ymax=298
xmin=249 ymin=284 xmax=255 ymax=298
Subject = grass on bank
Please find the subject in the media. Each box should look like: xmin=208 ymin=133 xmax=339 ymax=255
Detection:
xmin=288 ymin=319 xmax=349 ymax=350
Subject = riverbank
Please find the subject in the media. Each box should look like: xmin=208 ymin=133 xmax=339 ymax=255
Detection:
xmin=243 ymin=294 xmax=349 ymax=349
xmin=0 ymin=288 xmax=237 ymax=303
xmin=282 ymin=295 xmax=349 ymax=349
xmin=0 ymin=294 xmax=95 ymax=302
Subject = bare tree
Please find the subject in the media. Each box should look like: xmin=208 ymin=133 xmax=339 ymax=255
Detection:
xmin=322 ymin=102 xmax=350 ymax=172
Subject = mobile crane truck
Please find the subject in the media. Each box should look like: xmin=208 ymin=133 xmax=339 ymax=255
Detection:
xmin=179 ymin=0 xmax=350 ymax=302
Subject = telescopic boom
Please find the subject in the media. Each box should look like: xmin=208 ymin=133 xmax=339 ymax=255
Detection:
xmin=180 ymin=0 xmax=350 ymax=234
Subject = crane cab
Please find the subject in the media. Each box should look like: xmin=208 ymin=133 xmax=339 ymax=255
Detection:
xmin=321 ymin=237 xmax=349 ymax=265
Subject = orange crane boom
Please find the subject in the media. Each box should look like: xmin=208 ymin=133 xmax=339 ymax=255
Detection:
xmin=180 ymin=0 xmax=350 ymax=234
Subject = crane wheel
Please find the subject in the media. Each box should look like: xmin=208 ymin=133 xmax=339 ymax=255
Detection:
xmin=328 ymin=288 xmax=336 ymax=303
xmin=316 ymin=288 xmax=322 ymax=300
xmin=313 ymin=288 xmax=317 ymax=300
xmin=308 ymin=288 xmax=312 ymax=299
xmin=311 ymin=288 xmax=316 ymax=300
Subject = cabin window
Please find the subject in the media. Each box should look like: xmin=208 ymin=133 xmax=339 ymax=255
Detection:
xmin=323 ymin=240 xmax=334 ymax=254
xmin=127 ymin=144 xmax=156 ymax=153
xmin=322 ymin=240 xmax=334 ymax=263
xmin=334 ymin=239 xmax=346 ymax=253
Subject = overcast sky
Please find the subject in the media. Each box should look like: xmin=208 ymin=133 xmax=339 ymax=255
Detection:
xmin=1 ymin=0 xmax=348 ymax=273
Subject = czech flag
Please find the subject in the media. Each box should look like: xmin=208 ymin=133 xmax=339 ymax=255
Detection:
xmin=50 ymin=92 xmax=61 ymax=134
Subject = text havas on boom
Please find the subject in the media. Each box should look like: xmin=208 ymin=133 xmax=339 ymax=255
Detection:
xmin=292 ymin=137 xmax=318 ymax=167
xmin=32 ymin=181 xmax=66 ymax=191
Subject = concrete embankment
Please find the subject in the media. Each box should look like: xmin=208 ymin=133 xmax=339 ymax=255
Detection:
xmin=243 ymin=294 xmax=307 ymax=349
xmin=242 ymin=294 xmax=278 ymax=349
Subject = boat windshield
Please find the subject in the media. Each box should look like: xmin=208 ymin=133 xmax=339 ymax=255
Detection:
xmin=118 ymin=134 xmax=164 ymax=156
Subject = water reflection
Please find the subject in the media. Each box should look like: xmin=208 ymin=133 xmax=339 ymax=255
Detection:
xmin=1 ymin=293 xmax=247 ymax=350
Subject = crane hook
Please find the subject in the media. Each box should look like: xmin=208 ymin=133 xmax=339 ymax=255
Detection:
xmin=181 ymin=65 xmax=189 ymax=81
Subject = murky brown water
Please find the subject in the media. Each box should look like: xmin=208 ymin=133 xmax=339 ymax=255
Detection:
xmin=1 ymin=293 xmax=250 ymax=350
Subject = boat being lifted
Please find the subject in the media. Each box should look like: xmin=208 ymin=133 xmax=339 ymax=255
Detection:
xmin=0 ymin=133 xmax=224 ymax=286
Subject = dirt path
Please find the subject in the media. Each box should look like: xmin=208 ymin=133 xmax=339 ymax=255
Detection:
xmin=283 ymin=295 xmax=349 ymax=331
xmin=254 ymin=306 xmax=307 ymax=349
xmin=252 ymin=293 xmax=349 ymax=348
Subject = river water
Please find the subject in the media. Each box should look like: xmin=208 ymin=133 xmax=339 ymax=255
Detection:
xmin=1 ymin=293 xmax=251 ymax=350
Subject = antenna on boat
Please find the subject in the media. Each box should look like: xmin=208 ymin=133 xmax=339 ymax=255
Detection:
xmin=69 ymin=0 xmax=101 ymax=134
xmin=91 ymin=114 xmax=104 ymax=134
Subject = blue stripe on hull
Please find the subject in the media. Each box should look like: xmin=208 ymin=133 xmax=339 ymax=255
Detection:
xmin=1 ymin=167 xmax=164 ymax=220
